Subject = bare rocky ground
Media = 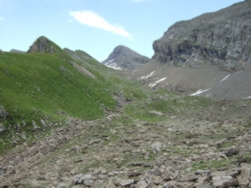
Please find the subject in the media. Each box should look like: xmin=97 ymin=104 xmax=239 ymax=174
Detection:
xmin=1 ymin=95 xmax=251 ymax=188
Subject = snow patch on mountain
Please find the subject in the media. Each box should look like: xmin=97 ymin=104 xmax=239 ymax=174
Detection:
xmin=190 ymin=88 xmax=210 ymax=96
xmin=220 ymin=74 xmax=230 ymax=82
xmin=141 ymin=71 xmax=155 ymax=80
xmin=104 ymin=59 xmax=122 ymax=70
xmin=149 ymin=77 xmax=167 ymax=88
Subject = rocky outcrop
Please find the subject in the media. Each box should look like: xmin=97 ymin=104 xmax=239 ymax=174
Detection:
xmin=102 ymin=45 xmax=150 ymax=71
xmin=152 ymin=0 xmax=251 ymax=72
xmin=27 ymin=36 xmax=61 ymax=54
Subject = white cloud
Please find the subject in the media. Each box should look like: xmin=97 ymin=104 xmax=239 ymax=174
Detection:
xmin=69 ymin=10 xmax=133 ymax=40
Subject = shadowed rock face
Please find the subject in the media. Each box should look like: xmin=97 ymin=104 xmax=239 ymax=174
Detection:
xmin=27 ymin=36 xmax=60 ymax=54
xmin=152 ymin=0 xmax=251 ymax=72
xmin=102 ymin=45 xmax=150 ymax=71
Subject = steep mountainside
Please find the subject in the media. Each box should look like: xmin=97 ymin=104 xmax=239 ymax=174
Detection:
xmin=102 ymin=45 xmax=150 ymax=71
xmin=153 ymin=0 xmax=251 ymax=71
xmin=0 ymin=36 xmax=149 ymax=152
xmin=0 ymin=36 xmax=117 ymax=151
xmin=135 ymin=0 xmax=251 ymax=99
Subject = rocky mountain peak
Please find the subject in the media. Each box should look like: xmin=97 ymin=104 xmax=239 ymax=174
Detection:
xmin=133 ymin=0 xmax=251 ymax=100
xmin=27 ymin=36 xmax=61 ymax=54
xmin=152 ymin=0 xmax=251 ymax=72
xmin=102 ymin=45 xmax=150 ymax=71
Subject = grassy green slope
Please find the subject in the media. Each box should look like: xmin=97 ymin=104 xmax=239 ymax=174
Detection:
xmin=65 ymin=49 xmax=148 ymax=101
xmin=0 ymin=51 xmax=117 ymax=151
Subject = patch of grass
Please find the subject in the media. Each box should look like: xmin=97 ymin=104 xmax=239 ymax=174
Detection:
xmin=191 ymin=158 xmax=233 ymax=171
xmin=0 ymin=52 xmax=118 ymax=151
xmin=123 ymin=92 xmax=212 ymax=122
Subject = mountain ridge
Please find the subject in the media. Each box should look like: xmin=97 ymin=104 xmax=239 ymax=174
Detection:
xmin=134 ymin=0 xmax=251 ymax=100
xmin=152 ymin=0 xmax=251 ymax=71
xmin=102 ymin=45 xmax=150 ymax=71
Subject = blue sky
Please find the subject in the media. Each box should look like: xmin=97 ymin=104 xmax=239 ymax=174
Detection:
xmin=0 ymin=0 xmax=243 ymax=62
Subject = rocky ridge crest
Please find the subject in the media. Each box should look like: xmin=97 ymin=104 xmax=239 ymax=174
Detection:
xmin=152 ymin=0 xmax=251 ymax=71
xmin=27 ymin=36 xmax=61 ymax=54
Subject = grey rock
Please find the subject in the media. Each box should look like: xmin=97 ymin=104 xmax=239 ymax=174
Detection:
xmin=32 ymin=120 xmax=39 ymax=131
xmin=152 ymin=175 xmax=162 ymax=184
xmin=98 ymin=174 xmax=107 ymax=179
xmin=0 ymin=124 xmax=6 ymax=134
xmin=56 ymin=183 xmax=67 ymax=188
xmin=195 ymin=170 xmax=211 ymax=175
xmin=151 ymin=142 xmax=163 ymax=152
xmin=211 ymin=171 xmax=227 ymax=177
xmin=117 ymin=179 xmax=134 ymax=187
xmin=0 ymin=106 xmax=8 ymax=119
xmin=197 ymin=185 xmax=213 ymax=188
xmin=149 ymin=110 xmax=164 ymax=116
xmin=84 ymin=179 xmax=94 ymax=187
xmin=73 ymin=174 xmax=83 ymax=184
xmin=40 ymin=119 xmax=46 ymax=127
xmin=163 ymin=181 xmax=176 ymax=188
xmin=136 ymin=179 xmax=148 ymax=188
xmin=212 ymin=176 xmax=233 ymax=187
xmin=237 ymin=167 xmax=251 ymax=186
xmin=77 ymin=174 xmax=92 ymax=184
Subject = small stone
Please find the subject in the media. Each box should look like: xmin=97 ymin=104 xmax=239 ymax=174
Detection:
xmin=40 ymin=119 xmax=47 ymax=127
xmin=108 ymin=172 xmax=114 ymax=176
xmin=0 ymin=124 xmax=6 ymax=134
xmin=73 ymin=174 xmax=83 ymax=184
xmin=197 ymin=185 xmax=213 ymax=188
xmin=195 ymin=170 xmax=211 ymax=175
xmin=136 ymin=180 xmax=148 ymax=188
xmin=163 ymin=181 xmax=176 ymax=188
xmin=211 ymin=171 xmax=227 ymax=177
xmin=118 ymin=179 xmax=134 ymax=187
xmin=84 ymin=179 xmax=94 ymax=187
xmin=151 ymin=142 xmax=162 ymax=152
xmin=238 ymin=167 xmax=251 ymax=186
xmin=56 ymin=183 xmax=67 ymax=188
xmin=32 ymin=120 xmax=39 ymax=131
xmin=153 ymin=176 xmax=162 ymax=185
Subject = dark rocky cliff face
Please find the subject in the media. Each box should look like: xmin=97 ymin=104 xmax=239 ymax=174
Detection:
xmin=152 ymin=0 xmax=251 ymax=71
xmin=102 ymin=45 xmax=150 ymax=71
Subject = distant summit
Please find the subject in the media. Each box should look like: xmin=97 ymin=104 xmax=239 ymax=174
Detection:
xmin=102 ymin=45 xmax=150 ymax=71
xmin=10 ymin=49 xmax=25 ymax=53
xmin=64 ymin=48 xmax=97 ymax=62
xmin=27 ymin=36 xmax=62 ymax=54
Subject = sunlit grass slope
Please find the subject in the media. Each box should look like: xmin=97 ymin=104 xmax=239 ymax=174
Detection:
xmin=0 ymin=50 xmax=117 ymax=151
